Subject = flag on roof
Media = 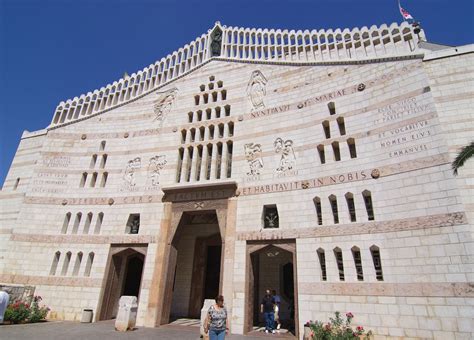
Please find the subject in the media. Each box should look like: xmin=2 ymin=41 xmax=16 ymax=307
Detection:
xmin=398 ymin=1 xmax=414 ymax=20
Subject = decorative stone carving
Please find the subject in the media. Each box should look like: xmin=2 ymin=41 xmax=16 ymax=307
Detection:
xmin=274 ymin=138 xmax=296 ymax=173
xmin=264 ymin=205 xmax=279 ymax=229
xmin=147 ymin=155 xmax=167 ymax=187
xmin=244 ymin=143 xmax=264 ymax=175
xmin=371 ymin=169 xmax=381 ymax=179
xmin=247 ymin=70 xmax=268 ymax=111
xmin=210 ymin=27 xmax=223 ymax=57
xmin=358 ymin=83 xmax=366 ymax=91
xmin=81 ymin=134 xmax=87 ymax=140
xmin=123 ymin=157 xmax=141 ymax=189
xmin=153 ymin=88 xmax=178 ymax=125
xmin=194 ymin=201 xmax=205 ymax=210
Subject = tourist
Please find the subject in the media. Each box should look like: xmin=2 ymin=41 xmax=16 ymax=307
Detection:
xmin=272 ymin=289 xmax=281 ymax=330
xmin=260 ymin=289 xmax=276 ymax=334
xmin=204 ymin=295 xmax=229 ymax=340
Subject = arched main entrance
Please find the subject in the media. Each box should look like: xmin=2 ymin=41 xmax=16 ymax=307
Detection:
xmin=98 ymin=246 xmax=146 ymax=320
xmin=246 ymin=241 xmax=298 ymax=337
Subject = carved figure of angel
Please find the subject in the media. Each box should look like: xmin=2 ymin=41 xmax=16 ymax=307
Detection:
xmin=153 ymin=88 xmax=178 ymax=125
xmin=123 ymin=157 xmax=141 ymax=187
xmin=247 ymin=70 xmax=268 ymax=111
xmin=244 ymin=143 xmax=264 ymax=175
xmin=274 ymin=138 xmax=296 ymax=172
xmin=148 ymin=155 xmax=167 ymax=186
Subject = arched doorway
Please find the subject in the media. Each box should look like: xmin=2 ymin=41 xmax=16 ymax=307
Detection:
xmin=99 ymin=247 xmax=146 ymax=320
xmin=246 ymin=241 xmax=298 ymax=337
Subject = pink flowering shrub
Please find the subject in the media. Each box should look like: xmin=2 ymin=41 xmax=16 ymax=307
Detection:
xmin=305 ymin=312 xmax=372 ymax=339
xmin=4 ymin=296 xmax=50 ymax=324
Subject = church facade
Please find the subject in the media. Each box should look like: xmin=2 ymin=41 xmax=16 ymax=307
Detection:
xmin=1 ymin=22 xmax=473 ymax=338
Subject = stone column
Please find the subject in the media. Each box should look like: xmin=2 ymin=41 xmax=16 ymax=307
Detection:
xmin=325 ymin=248 xmax=339 ymax=282
xmin=210 ymin=143 xmax=218 ymax=180
xmin=190 ymin=146 xmax=200 ymax=183
xmin=354 ymin=194 xmax=366 ymax=223
xmin=338 ymin=197 xmax=350 ymax=225
xmin=342 ymin=249 xmax=356 ymax=282
xmin=339 ymin=140 xmax=350 ymax=162
xmin=220 ymin=143 xmax=229 ymax=179
xmin=321 ymin=196 xmax=333 ymax=225
xmin=179 ymin=148 xmax=190 ymax=183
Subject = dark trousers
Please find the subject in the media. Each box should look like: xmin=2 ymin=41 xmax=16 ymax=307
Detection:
xmin=264 ymin=312 xmax=274 ymax=331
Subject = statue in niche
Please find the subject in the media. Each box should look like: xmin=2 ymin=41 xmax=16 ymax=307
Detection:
xmin=244 ymin=143 xmax=264 ymax=175
xmin=123 ymin=157 xmax=141 ymax=188
xmin=147 ymin=155 xmax=167 ymax=187
xmin=274 ymin=138 xmax=296 ymax=172
xmin=210 ymin=27 xmax=222 ymax=57
xmin=153 ymin=88 xmax=178 ymax=125
xmin=264 ymin=207 xmax=279 ymax=229
xmin=247 ymin=70 xmax=268 ymax=111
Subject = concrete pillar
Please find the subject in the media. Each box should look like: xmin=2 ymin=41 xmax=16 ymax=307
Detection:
xmin=210 ymin=143 xmax=218 ymax=180
xmin=220 ymin=143 xmax=229 ymax=179
xmin=190 ymin=146 xmax=200 ymax=183
xmin=180 ymin=148 xmax=190 ymax=182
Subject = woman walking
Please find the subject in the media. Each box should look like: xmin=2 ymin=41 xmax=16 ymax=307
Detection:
xmin=204 ymin=295 xmax=229 ymax=340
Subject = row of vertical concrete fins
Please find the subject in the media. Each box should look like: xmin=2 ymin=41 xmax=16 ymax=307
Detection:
xmin=50 ymin=22 xmax=421 ymax=128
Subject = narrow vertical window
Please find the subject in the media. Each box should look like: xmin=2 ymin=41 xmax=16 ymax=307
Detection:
xmin=329 ymin=195 xmax=339 ymax=224
xmin=72 ymin=213 xmax=82 ymax=234
xmin=226 ymin=141 xmax=233 ymax=178
xmin=203 ymin=93 xmax=209 ymax=104
xmin=194 ymin=95 xmax=200 ymax=105
xmin=317 ymin=248 xmax=327 ymax=281
xmin=90 ymin=154 xmax=97 ymax=168
xmin=221 ymin=89 xmax=227 ymax=100
xmin=224 ymin=105 xmax=231 ymax=116
xmin=216 ymin=143 xmax=223 ymax=179
xmin=190 ymin=128 xmax=196 ymax=142
xmin=347 ymin=138 xmax=357 ymax=158
xmin=61 ymin=252 xmax=72 ymax=276
xmin=218 ymin=124 xmax=224 ymax=138
xmin=322 ymin=120 xmax=331 ymax=139
xmin=49 ymin=251 xmax=61 ymax=276
xmin=195 ymin=146 xmax=203 ymax=181
xmin=362 ymin=190 xmax=375 ymax=220
xmin=61 ymin=212 xmax=71 ymax=234
xmin=333 ymin=247 xmax=344 ymax=281
xmin=83 ymin=213 xmax=93 ymax=234
xmin=352 ymin=246 xmax=364 ymax=281
xmin=317 ymin=145 xmax=325 ymax=164
xmin=215 ymin=106 xmax=221 ymax=119
xmin=206 ymin=108 xmax=212 ymax=120
xmin=212 ymin=91 xmax=218 ymax=102
xmin=100 ymin=172 xmax=108 ymax=187
xmin=228 ymin=122 xmax=234 ymax=137
xmin=94 ymin=212 xmax=104 ymax=234
xmin=177 ymin=148 xmax=184 ymax=182
xmin=337 ymin=117 xmax=346 ymax=135
xmin=328 ymin=102 xmax=336 ymax=115
xmin=263 ymin=205 xmax=279 ymax=229
xmin=345 ymin=192 xmax=357 ymax=222
xmin=209 ymin=125 xmax=215 ymax=139
xmin=186 ymin=147 xmax=193 ymax=182
xmin=188 ymin=112 xmax=193 ymax=123
xmin=331 ymin=141 xmax=341 ymax=161
xmin=199 ymin=127 xmax=205 ymax=141
xmin=181 ymin=130 xmax=187 ymax=144
xmin=90 ymin=172 xmax=98 ymax=187
xmin=13 ymin=178 xmax=20 ymax=190
xmin=84 ymin=252 xmax=94 ymax=277
xmin=80 ymin=172 xmax=88 ymax=188
xmin=313 ymin=196 xmax=323 ymax=225
xmin=370 ymin=245 xmax=383 ymax=281
xmin=206 ymin=144 xmax=213 ymax=180
xmin=197 ymin=110 xmax=202 ymax=121
xmin=100 ymin=141 xmax=106 ymax=151
xmin=100 ymin=154 xmax=108 ymax=168
xmin=72 ymin=252 xmax=83 ymax=276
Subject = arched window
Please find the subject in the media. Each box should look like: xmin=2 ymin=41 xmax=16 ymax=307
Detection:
xmin=333 ymin=247 xmax=344 ymax=281
xmin=61 ymin=212 xmax=71 ymax=234
xmin=100 ymin=154 xmax=108 ymax=169
xmin=317 ymin=145 xmax=325 ymax=164
xmin=313 ymin=196 xmax=322 ymax=225
xmin=345 ymin=192 xmax=357 ymax=222
xmin=84 ymin=252 xmax=94 ymax=277
xmin=100 ymin=141 xmax=106 ymax=151
xmin=94 ymin=213 xmax=104 ymax=234
xmin=72 ymin=252 xmax=83 ymax=276
xmin=351 ymin=246 xmax=363 ymax=281
xmin=90 ymin=172 xmax=98 ymax=187
xmin=100 ymin=172 xmax=108 ymax=187
xmin=317 ymin=248 xmax=327 ymax=281
xmin=61 ymin=251 xmax=72 ymax=276
xmin=72 ymin=213 xmax=82 ymax=234
xmin=80 ymin=172 xmax=88 ymax=188
xmin=49 ymin=251 xmax=61 ymax=276
xmin=83 ymin=212 xmax=93 ymax=234
xmin=328 ymin=195 xmax=339 ymax=224
xmin=177 ymin=148 xmax=184 ymax=182
xmin=362 ymin=190 xmax=375 ymax=220
xmin=190 ymin=128 xmax=196 ymax=142
xmin=370 ymin=245 xmax=383 ymax=281
xmin=90 ymin=154 xmax=97 ymax=168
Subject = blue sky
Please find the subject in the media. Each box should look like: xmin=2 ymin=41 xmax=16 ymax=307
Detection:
xmin=1 ymin=0 xmax=473 ymax=186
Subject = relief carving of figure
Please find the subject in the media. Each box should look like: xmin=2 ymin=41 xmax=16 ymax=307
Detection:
xmin=147 ymin=155 xmax=167 ymax=187
xmin=247 ymin=70 xmax=268 ymax=111
xmin=153 ymin=88 xmax=178 ymax=125
xmin=265 ymin=210 xmax=279 ymax=228
xmin=274 ymin=138 xmax=296 ymax=172
xmin=211 ymin=28 xmax=222 ymax=57
xmin=123 ymin=157 xmax=141 ymax=188
xmin=244 ymin=143 xmax=264 ymax=175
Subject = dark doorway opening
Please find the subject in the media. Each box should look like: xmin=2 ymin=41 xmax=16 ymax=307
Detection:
xmin=204 ymin=245 xmax=222 ymax=300
xmin=123 ymin=256 xmax=144 ymax=297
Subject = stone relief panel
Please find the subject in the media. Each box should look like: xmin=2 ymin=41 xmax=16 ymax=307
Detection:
xmin=122 ymin=157 xmax=141 ymax=191
xmin=153 ymin=88 xmax=178 ymax=126
xmin=244 ymin=143 xmax=264 ymax=176
xmin=274 ymin=138 xmax=296 ymax=174
xmin=146 ymin=155 xmax=167 ymax=188
xmin=247 ymin=70 xmax=268 ymax=112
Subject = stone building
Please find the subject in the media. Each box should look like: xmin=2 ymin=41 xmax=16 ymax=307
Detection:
xmin=1 ymin=21 xmax=473 ymax=338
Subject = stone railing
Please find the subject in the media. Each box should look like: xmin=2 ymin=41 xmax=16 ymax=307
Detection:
xmin=49 ymin=22 xmax=424 ymax=129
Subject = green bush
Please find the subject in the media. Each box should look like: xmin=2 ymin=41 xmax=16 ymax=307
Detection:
xmin=3 ymin=296 xmax=50 ymax=324
xmin=305 ymin=311 xmax=372 ymax=340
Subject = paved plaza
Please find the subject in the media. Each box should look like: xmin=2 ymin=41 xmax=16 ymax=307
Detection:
xmin=0 ymin=320 xmax=291 ymax=340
